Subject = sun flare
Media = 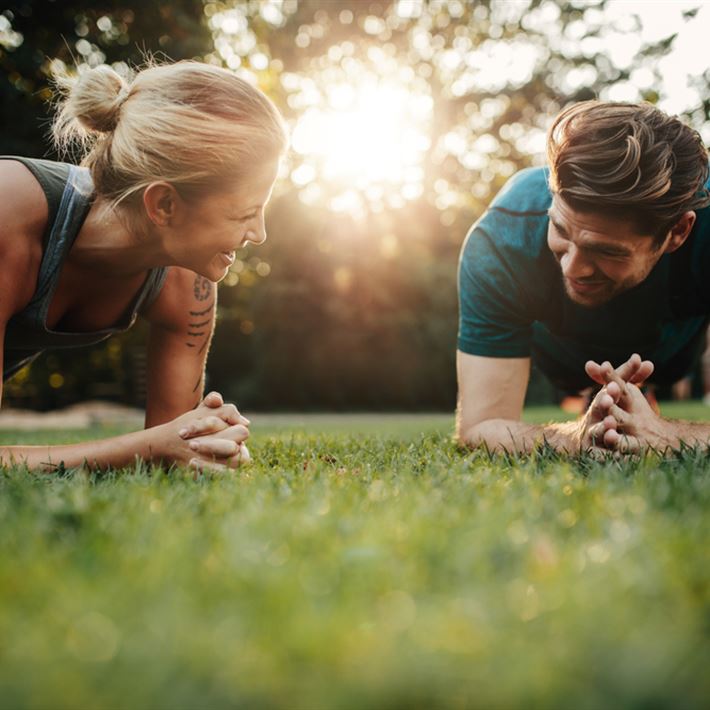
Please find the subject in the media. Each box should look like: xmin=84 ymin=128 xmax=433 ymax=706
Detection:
xmin=286 ymin=55 xmax=433 ymax=215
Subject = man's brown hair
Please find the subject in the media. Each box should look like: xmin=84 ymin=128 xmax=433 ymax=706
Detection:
xmin=547 ymin=101 xmax=710 ymax=243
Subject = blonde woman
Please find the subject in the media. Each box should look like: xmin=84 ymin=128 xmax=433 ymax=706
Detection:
xmin=0 ymin=61 xmax=288 ymax=472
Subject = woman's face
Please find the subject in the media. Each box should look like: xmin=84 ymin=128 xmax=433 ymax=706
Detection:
xmin=170 ymin=161 xmax=279 ymax=282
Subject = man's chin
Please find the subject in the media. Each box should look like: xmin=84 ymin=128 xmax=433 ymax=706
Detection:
xmin=563 ymin=280 xmax=614 ymax=308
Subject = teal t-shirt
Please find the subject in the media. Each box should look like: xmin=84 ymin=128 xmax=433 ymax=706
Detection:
xmin=457 ymin=167 xmax=710 ymax=389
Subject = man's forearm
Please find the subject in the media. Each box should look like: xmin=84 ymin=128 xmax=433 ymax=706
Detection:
xmin=0 ymin=428 xmax=164 ymax=473
xmin=658 ymin=419 xmax=710 ymax=449
xmin=460 ymin=418 xmax=580 ymax=454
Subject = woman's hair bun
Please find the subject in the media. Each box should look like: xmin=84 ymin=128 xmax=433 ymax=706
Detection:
xmin=51 ymin=60 xmax=288 ymax=210
xmin=57 ymin=64 xmax=129 ymax=135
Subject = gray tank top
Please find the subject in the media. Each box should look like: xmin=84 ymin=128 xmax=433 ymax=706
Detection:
xmin=3 ymin=157 xmax=168 ymax=381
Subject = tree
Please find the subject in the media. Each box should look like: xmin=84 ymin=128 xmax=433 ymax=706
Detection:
xmin=2 ymin=1 xmax=705 ymax=410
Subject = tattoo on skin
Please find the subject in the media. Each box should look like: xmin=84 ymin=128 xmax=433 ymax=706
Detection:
xmin=193 ymin=275 xmax=212 ymax=301
xmin=186 ymin=275 xmax=215 ymax=353
xmin=189 ymin=302 xmax=214 ymax=317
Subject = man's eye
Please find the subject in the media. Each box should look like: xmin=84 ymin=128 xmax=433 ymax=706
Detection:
xmin=551 ymin=223 xmax=567 ymax=238
xmin=240 ymin=213 xmax=257 ymax=221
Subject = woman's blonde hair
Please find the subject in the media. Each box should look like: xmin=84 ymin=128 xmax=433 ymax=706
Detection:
xmin=52 ymin=61 xmax=288 ymax=208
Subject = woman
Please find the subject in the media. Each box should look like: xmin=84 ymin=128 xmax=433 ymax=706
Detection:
xmin=0 ymin=61 xmax=288 ymax=472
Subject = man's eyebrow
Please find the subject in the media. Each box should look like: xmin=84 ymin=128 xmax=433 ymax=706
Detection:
xmin=548 ymin=208 xmax=632 ymax=256
xmin=547 ymin=210 xmax=568 ymax=234
xmin=582 ymin=241 xmax=632 ymax=257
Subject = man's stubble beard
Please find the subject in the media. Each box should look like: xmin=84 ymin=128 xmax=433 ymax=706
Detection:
xmin=562 ymin=272 xmax=648 ymax=308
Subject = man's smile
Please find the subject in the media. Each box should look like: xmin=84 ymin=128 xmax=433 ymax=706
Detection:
xmin=565 ymin=276 xmax=606 ymax=295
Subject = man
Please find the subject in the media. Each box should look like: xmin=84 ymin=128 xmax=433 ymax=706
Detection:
xmin=456 ymin=101 xmax=710 ymax=454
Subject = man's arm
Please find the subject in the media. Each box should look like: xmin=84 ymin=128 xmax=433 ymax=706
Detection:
xmin=142 ymin=268 xmax=217 ymax=428
xmin=456 ymin=351 xmax=587 ymax=453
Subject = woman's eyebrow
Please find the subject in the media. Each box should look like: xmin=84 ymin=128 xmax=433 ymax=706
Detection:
xmin=234 ymin=205 xmax=260 ymax=216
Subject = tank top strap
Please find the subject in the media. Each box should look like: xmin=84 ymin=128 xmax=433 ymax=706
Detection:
xmin=134 ymin=266 xmax=169 ymax=318
xmin=24 ymin=165 xmax=94 ymax=327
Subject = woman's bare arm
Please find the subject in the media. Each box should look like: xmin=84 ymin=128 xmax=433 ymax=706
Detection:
xmin=0 ymin=387 xmax=250 ymax=473
xmin=141 ymin=268 xmax=218 ymax=428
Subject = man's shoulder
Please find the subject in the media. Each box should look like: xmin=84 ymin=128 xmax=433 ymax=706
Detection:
xmin=489 ymin=166 xmax=552 ymax=216
xmin=462 ymin=167 xmax=552 ymax=258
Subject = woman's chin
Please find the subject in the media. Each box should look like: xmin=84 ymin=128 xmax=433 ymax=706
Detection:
xmin=196 ymin=261 xmax=228 ymax=283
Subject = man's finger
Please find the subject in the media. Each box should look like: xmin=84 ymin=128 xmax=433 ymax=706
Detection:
xmin=584 ymin=359 xmax=606 ymax=385
xmin=585 ymin=358 xmax=633 ymax=386
xmin=603 ymin=414 xmax=617 ymax=430
xmin=608 ymin=403 xmax=633 ymax=427
xmin=585 ymin=354 xmax=653 ymax=388
xmin=601 ymin=363 xmax=629 ymax=396
xmin=605 ymin=380 xmax=622 ymax=403
xmin=586 ymin=421 xmax=607 ymax=442
xmin=628 ymin=360 xmax=654 ymax=385
xmin=613 ymin=353 xmax=641 ymax=382
xmin=587 ymin=446 xmax=626 ymax=461
xmin=603 ymin=428 xmax=641 ymax=453
xmin=589 ymin=389 xmax=614 ymax=420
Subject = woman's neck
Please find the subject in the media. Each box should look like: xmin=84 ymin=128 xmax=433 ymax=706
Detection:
xmin=68 ymin=199 xmax=167 ymax=276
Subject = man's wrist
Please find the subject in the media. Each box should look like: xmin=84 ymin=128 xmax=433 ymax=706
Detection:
xmin=541 ymin=421 xmax=580 ymax=454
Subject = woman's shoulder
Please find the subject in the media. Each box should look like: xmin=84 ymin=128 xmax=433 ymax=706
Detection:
xmin=0 ymin=159 xmax=48 ymax=320
xmin=0 ymin=157 xmax=52 ymax=225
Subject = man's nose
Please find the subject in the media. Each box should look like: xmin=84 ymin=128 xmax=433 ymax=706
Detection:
xmin=560 ymin=245 xmax=594 ymax=279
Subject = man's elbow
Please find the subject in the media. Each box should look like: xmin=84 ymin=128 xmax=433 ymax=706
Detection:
xmin=455 ymin=419 xmax=489 ymax=449
xmin=456 ymin=417 xmax=520 ymax=452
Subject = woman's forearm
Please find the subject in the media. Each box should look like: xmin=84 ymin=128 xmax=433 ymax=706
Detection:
xmin=0 ymin=426 xmax=166 ymax=472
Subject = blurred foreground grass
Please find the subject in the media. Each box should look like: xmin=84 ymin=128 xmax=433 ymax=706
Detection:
xmin=0 ymin=407 xmax=709 ymax=709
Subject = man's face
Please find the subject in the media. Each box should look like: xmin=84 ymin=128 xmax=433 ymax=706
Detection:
xmin=546 ymin=196 xmax=667 ymax=307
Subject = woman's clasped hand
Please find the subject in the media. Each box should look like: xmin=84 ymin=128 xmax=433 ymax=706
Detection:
xmin=164 ymin=391 xmax=252 ymax=472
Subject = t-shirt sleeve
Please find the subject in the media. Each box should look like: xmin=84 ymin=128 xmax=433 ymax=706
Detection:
xmin=457 ymin=167 xmax=555 ymax=357
xmin=457 ymin=217 xmax=533 ymax=357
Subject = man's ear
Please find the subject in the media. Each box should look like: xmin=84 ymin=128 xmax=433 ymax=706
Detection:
xmin=662 ymin=211 xmax=696 ymax=254
xmin=142 ymin=182 xmax=182 ymax=227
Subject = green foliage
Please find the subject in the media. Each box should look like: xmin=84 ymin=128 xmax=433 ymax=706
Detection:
xmin=2 ymin=2 xmax=708 ymax=409
xmin=0 ymin=418 xmax=709 ymax=708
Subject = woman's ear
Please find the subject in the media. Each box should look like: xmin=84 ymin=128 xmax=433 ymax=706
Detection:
xmin=663 ymin=211 xmax=696 ymax=254
xmin=142 ymin=182 xmax=182 ymax=227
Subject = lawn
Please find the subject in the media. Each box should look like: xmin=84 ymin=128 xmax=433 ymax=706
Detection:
xmin=0 ymin=406 xmax=709 ymax=709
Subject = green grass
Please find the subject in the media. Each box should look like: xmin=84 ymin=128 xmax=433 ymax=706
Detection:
xmin=0 ymin=407 xmax=709 ymax=709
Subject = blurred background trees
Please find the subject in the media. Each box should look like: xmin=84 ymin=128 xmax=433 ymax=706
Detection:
xmin=2 ymin=0 xmax=708 ymax=410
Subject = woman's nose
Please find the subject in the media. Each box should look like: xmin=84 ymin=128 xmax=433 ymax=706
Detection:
xmin=244 ymin=216 xmax=267 ymax=246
